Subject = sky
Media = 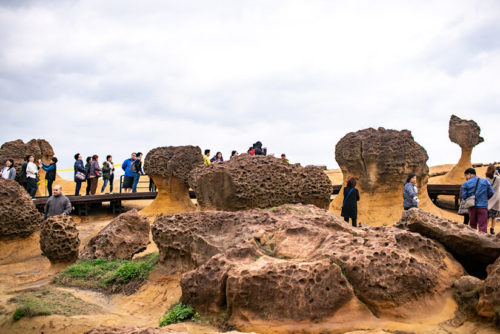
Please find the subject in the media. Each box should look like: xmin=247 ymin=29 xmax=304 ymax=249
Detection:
xmin=0 ymin=0 xmax=499 ymax=173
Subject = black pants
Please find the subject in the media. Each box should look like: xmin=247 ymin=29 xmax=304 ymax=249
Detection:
xmin=46 ymin=179 xmax=54 ymax=196
xmin=26 ymin=177 xmax=38 ymax=197
xmin=86 ymin=179 xmax=91 ymax=195
xmin=75 ymin=181 xmax=82 ymax=195
xmin=344 ymin=216 xmax=357 ymax=227
xmin=463 ymin=214 xmax=469 ymax=225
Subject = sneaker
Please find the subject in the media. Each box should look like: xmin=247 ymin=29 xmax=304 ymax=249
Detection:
xmin=490 ymin=228 xmax=495 ymax=235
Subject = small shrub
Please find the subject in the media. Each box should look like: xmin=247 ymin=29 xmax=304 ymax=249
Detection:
xmin=159 ymin=302 xmax=200 ymax=327
xmin=12 ymin=309 xmax=25 ymax=321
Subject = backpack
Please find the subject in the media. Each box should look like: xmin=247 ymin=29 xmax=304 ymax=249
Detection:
xmin=102 ymin=161 xmax=111 ymax=173
xmin=129 ymin=159 xmax=137 ymax=173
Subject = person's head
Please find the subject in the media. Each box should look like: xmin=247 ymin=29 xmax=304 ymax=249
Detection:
xmin=5 ymin=159 xmax=13 ymax=168
xmin=216 ymin=152 xmax=222 ymax=159
xmin=92 ymin=155 xmax=98 ymax=161
xmin=86 ymin=156 xmax=92 ymax=164
xmin=281 ymin=153 xmax=286 ymax=159
xmin=204 ymin=149 xmax=210 ymax=156
xmin=24 ymin=155 xmax=31 ymax=162
xmin=136 ymin=152 xmax=143 ymax=160
xmin=131 ymin=152 xmax=136 ymax=159
xmin=52 ymin=185 xmax=62 ymax=197
xmin=74 ymin=153 xmax=81 ymax=161
xmin=347 ymin=177 xmax=357 ymax=188
xmin=106 ymin=155 xmax=112 ymax=161
xmin=231 ymin=150 xmax=238 ymax=157
xmin=464 ymin=168 xmax=476 ymax=180
xmin=486 ymin=165 xmax=496 ymax=179
xmin=51 ymin=157 xmax=58 ymax=164
xmin=28 ymin=155 xmax=34 ymax=162
xmin=406 ymin=173 xmax=417 ymax=184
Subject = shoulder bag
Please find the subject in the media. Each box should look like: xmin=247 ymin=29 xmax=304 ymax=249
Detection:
xmin=342 ymin=188 xmax=354 ymax=208
xmin=463 ymin=178 xmax=480 ymax=209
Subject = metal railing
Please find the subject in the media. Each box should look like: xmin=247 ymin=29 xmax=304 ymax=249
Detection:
xmin=119 ymin=175 xmax=156 ymax=193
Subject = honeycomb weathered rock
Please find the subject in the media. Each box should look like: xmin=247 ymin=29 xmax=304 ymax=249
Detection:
xmin=40 ymin=214 xmax=80 ymax=263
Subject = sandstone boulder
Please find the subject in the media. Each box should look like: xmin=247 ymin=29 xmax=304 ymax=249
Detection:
xmin=141 ymin=146 xmax=203 ymax=215
xmin=396 ymin=208 xmax=500 ymax=278
xmin=84 ymin=326 xmax=187 ymax=334
xmin=160 ymin=204 xmax=463 ymax=328
xmin=188 ymin=155 xmax=332 ymax=211
xmin=477 ymin=256 xmax=500 ymax=318
xmin=0 ymin=178 xmax=43 ymax=239
xmin=80 ymin=209 xmax=150 ymax=260
xmin=330 ymin=127 xmax=456 ymax=225
xmin=40 ymin=214 xmax=80 ymax=263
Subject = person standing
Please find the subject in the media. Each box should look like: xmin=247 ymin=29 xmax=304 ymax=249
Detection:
xmin=121 ymin=153 xmax=136 ymax=193
xmin=101 ymin=155 xmax=115 ymax=194
xmin=44 ymin=185 xmax=72 ymax=219
xmin=0 ymin=159 xmax=16 ymax=180
xmin=131 ymin=152 xmax=144 ymax=193
xmin=203 ymin=149 xmax=211 ymax=165
xmin=73 ymin=153 xmax=86 ymax=196
xmin=85 ymin=156 xmax=92 ymax=195
xmin=41 ymin=157 xmax=57 ymax=197
xmin=89 ymin=155 xmax=101 ymax=195
xmin=26 ymin=155 xmax=40 ymax=198
xmin=486 ymin=165 xmax=500 ymax=235
xmin=210 ymin=152 xmax=224 ymax=163
xmin=19 ymin=156 xmax=28 ymax=189
xmin=462 ymin=168 xmax=494 ymax=233
xmin=230 ymin=151 xmax=239 ymax=159
xmin=341 ymin=177 xmax=360 ymax=227
xmin=403 ymin=173 xmax=419 ymax=210
xmin=281 ymin=154 xmax=289 ymax=164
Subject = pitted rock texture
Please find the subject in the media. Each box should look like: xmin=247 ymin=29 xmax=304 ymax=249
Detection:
xmin=40 ymin=214 xmax=80 ymax=263
xmin=84 ymin=326 xmax=187 ymax=334
xmin=396 ymin=208 xmax=500 ymax=279
xmin=0 ymin=178 xmax=43 ymax=239
xmin=477 ymin=257 xmax=500 ymax=318
xmin=0 ymin=138 xmax=55 ymax=182
xmin=164 ymin=204 xmax=463 ymax=322
xmin=188 ymin=155 xmax=333 ymax=210
xmin=449 ymin=114 xmax=484 ymax=149
xmin=80 ymin=209 xmax=150 ymax=260
xmin=144 ymin=146 xmax=203 ymax=186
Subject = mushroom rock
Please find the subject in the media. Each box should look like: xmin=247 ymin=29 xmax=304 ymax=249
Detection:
xmin=329 ymin=127 xmax=456 ymax=226
xmin=477 ymin=256 xmax=500 ymax=319
xmin=432 ymin=115 xmax=484 ymax=184
xmin=0 ymin=178 xmax=43 ymax=239
xmin=141 ymin=146 xmax=203 ymax=215
xmin=80 ymin=209 xmax=150 ymax=260
xmin=154 ymin=204 xmax=463 ymax=332
xmin=40 ymin=214 xmax=80 ymax=263
xmin=188 ymin=155 xmax=332 ymax=211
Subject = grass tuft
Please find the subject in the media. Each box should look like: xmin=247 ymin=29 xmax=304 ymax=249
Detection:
xmin=159 ymin=302 xmax=200 ymax=327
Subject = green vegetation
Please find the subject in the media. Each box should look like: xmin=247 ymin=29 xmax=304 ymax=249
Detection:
xmin=55 ymin=252 xmax=158 ymax=294
xmin=10 ymin=288 xmax=100 ymax=321
xmin=159 ymin=302 xmax=200 ymax=327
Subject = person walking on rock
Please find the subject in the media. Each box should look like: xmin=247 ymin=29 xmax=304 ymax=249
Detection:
xmin=89 ymin=155 xmax=101 ymax=195
xmin=403 ymin=173 xmax=419 ymax=210
xmin=44 ymin=185 xmax=72 ymax=219
xmin=462 ymin=168 xmax=494 ymax=233
xmin=131 ymin=152 xmax=144 ymax=193
xmin=341 ymin=177 xmax=360 ymax=227
xmin=203 ymin=149 xmax=211 ymax=165
xmin=0 ymin=159 xmax=16 ymax=180
xmin=85 ymin=156 xmax=92 ymax=196
xmin=73 ymin=153 xmax=86 ymax=196
xmin=486 ymin=165 xmax=500 ymax=235
xmin=26 ymin=155 xmax=40 ymax=198
xmin=122 ymin=153 xmax=136 ymax=193
xmin=101 ymin=155 xmax=115 ymax=194
xmin=41 ymin=157 xmax=57 ymax=197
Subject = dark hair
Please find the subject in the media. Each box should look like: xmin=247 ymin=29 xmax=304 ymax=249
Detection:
xmin=25 ymin=155 xmax=32 ymax=161
xmin=92 ymin=155 xmax=98 ymax=160
xmin=86 ymin=156 xmax=92 ymax=163
xmin=406 ymin=173 xmax=416 ymax=183
xmin=216 ymin=152 xmax=222 ymax=157
xmin=136 ymin=152 xmax=142 ymax=157
xmin=6 ymin=159 xmax=14 ymax=169
xmin=204 ymin=149 xmax=210 ymax=155
xmin=106 ymin=155 xmax=112 ymax=160
xmin=347 ymin=177 xmax=356 ymax=188
xmin=51 ymin=157 xmax=58 ymax=164
xmin=231 ymin=150 xmax=237 ymax=157
xmin=131 ymin=152 xmax=136 ymax=156
xmin=464 ymin=168 xmax=476 ymax=175
xmin=486 ymin=165 xmax=496 ymax=178
xmin=74 ymin=153 xmax=80 ymax=160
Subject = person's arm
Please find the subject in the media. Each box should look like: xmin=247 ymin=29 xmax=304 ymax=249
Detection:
xmin=487 ymin=181 xmax=494 ymax=199
xmin=9 ymin=168 xmax=16 ymax=180
xmin=461 ymin=182 xmax=470 ymax=199
xmin=63 ymin=197 xmax=72 ymax=215
xmin=122 ymin=160 xmax=128 ymax=172
xmin=26 ymin=163 xmax=37 ymax=175
xmin=44 ymin=200 xmax=49 ymax=219
xmin=356 ymin=189 xmax=360 ymax=201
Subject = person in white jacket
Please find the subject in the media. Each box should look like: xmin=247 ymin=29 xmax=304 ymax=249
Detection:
xmin=26 ymin=155 xmax=40 ymax=198
xmin=486 ymin=165 xmax=500 ymax=235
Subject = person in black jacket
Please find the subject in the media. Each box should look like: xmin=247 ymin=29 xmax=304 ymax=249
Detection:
xmin=41 ymin=157 xmax=57 ymax=196
xmin=341 ymin=177 xmax=360 ymax=227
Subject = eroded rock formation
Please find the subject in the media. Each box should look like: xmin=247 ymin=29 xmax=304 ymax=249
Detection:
xmin=330 ymin=127 xmax=455 ymax=225
xmin=84 ymin=326 xmax=187 ymax=334
xmin=141 ymin=146 xmax=203 ymax=215
xmin=152 ymin=204 xmax=463 ymax=330
xmin=396 ymin=208 xmax=500 ymax=278
xmin=40 ymin=214 xmax=80 ymax=263
xmin=189 ymin=155 xmax=332 ymax=211
xmin=477 ymin=257 xmax=500 ymax=319
xmin=0 ymin=178 xmax=43 ymax=239
xmin=80 ymin=209 xmax=150 ymax=260
xmin=432 ymin=115 xmax=484 ymax=184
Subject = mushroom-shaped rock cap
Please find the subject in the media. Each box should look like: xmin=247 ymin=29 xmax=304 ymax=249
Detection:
xmin=143 ymin=146 xmax=203 ymax=185
xmin=449 ymin=114 xmax=484 ymax=149
xmin=335 ymin=127 xmax=429 ymax=191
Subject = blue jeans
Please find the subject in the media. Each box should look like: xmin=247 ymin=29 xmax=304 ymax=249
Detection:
xmin=75 ymin=181 xmax=82 ymax=195
xmin=46 ymin=179 xmax=54 ymax=196
xmin=101 ymin=174 xmax=114 ymax=193
xmin=132 ymin=173 xmax=141 ymax=193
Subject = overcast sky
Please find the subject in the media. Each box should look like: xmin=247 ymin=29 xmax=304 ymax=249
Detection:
xmin=0 ymin=0 xmax=499 ymax=171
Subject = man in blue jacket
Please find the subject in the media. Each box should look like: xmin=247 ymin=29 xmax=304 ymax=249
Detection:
xmin=121 ymin=153 xmax=136 ymax=193
xmin=461 ymin=168 xmax=494 ymax=233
